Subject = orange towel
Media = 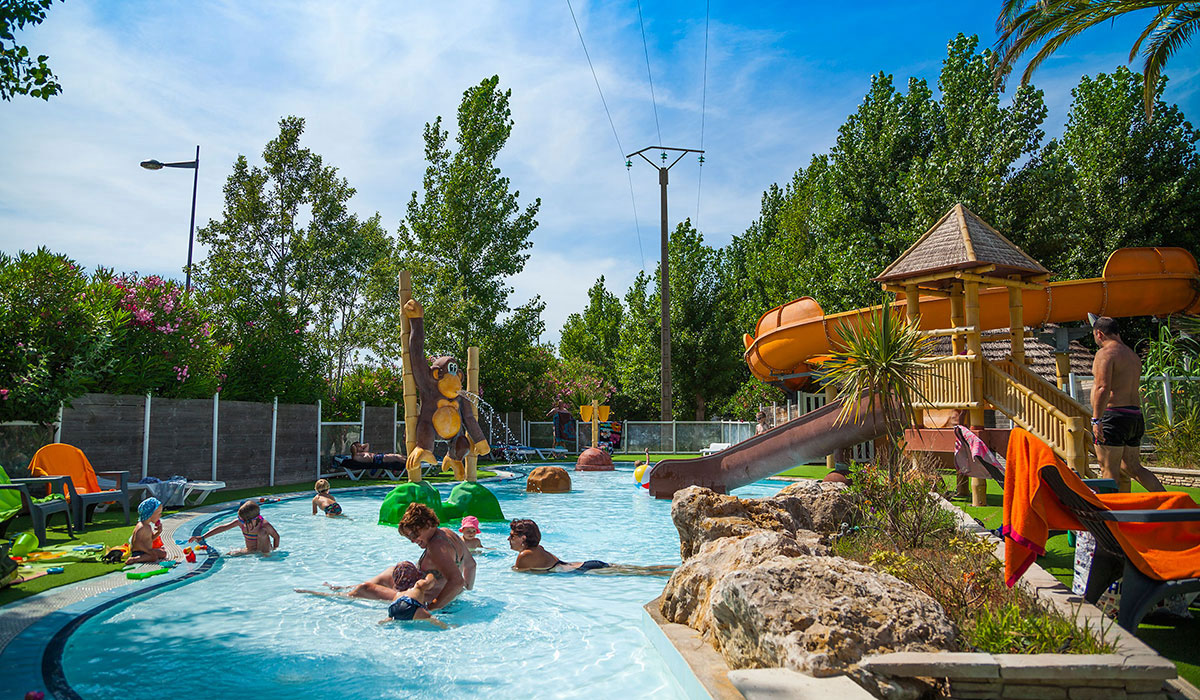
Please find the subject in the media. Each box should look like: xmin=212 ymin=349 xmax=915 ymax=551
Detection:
xmin=28 ymin=443 xmax=103 ymax=497
xmin=1002 ymin=428 xmax=1200 ymax=586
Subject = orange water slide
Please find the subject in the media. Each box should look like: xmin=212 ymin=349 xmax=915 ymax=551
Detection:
xmin=744 ymin=247 xmax=1200 ymax=392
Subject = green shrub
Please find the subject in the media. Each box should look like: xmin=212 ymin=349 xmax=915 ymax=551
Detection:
xmin=218 ymin=297 xmax=323 ymax=403
xmin=847 ymin=458 xmax=956 ymax=549
xmin=325 ymin=363 xmax=405 ymax=420
xmin=0 ymin=248 xmax=126 ymax=423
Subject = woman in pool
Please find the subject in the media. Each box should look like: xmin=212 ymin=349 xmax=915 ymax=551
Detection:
xmin=399 ymin=503 xmax=475 ymax=610
xmin=508 ymin=519 xmax=674 ymax=576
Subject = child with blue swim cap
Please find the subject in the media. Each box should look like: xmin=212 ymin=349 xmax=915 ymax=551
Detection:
xmin=127 ymin=497 xmax=168 ymax=564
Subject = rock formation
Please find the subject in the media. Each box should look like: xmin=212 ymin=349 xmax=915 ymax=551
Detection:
xmin=660 ymin=481 xmax=955 ymax=699
xmin=526 ymin=465 xmax=571 ymax=493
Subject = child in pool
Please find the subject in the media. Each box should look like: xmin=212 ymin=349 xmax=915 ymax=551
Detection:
xmin=127 ymin=497 xmax=168 ymax=564
xmin=378 ymin=572 xmax=448 ymax=628
xmin=189 ymin=500 xmax=280 ymax=555
xmin=311 ymin=479 xmax=343 ymax=517
xmin=508 ymin=519 xmax=674 ymax=576
xmin=458 ymin=516 xmax=483 ymax=550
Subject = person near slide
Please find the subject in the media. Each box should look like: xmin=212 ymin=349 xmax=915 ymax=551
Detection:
xmin=1090 ymin=316 xmax=1164 ymax=493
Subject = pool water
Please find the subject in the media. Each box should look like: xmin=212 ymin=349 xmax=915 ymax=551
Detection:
xmin=62 ymin=468 xmax=782 ymax=699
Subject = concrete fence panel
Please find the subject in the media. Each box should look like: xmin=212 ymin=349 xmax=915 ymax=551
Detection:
xmin=363 ymin=406 xmax=395 ymax=453
xmin=147 ymin=396 xmax=214 ymax=481
xmin=215 ymin=399 xmax=274 ymax=489
xmin=274 ymin=403 xmax=318 ymax=486
xmin=60 ymin=394 xmax=146 ymax=473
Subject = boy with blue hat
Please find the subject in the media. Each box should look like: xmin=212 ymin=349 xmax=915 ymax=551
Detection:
xmin=127 ymin=497 xmax=168 ymax=564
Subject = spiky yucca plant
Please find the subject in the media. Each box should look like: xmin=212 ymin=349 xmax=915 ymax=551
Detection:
xmin=817 ymin=302 xmax=936 ymax=465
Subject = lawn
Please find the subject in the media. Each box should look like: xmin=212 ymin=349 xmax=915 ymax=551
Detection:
xmin=0 ymin=471 xmax=494 ymax=607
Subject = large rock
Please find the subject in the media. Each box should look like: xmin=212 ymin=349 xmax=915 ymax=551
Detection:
xmin=526 ymin=466 xmax=571 ymax=493
xmin=671 ymin=482 xmax=851 ymax=560
xmin=660 ymin=530 xmax=813 ymax=635
xmin=708 ymin=555 xmax=956 ymax=678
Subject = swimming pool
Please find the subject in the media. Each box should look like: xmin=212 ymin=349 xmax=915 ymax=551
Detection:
xmin=60 ymin=468 xmax=782 ymax=699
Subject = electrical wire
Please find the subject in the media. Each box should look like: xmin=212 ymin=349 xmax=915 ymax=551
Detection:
xmin=636 ymin=0 xmax=663 ymax=146
xmin=695 ymin=0 xmax=709 ymax=228
xmin=565 ymin=0 xmax=646 ymax=270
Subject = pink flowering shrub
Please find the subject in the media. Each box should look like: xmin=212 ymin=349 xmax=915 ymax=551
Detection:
xmin=94 ymin=272 xmax=221 ymax=398
xmin=547 ymin=357 xmax=615 ymax=416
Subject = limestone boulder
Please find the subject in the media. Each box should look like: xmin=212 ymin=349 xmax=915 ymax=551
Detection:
xmin=708 ymin=555 xmax=956 ymax=679
xmin=660 ymin=530 xmax=811 ymax=635
xmin=526 ymin=466 xmax=571 ymax=493
xmin=671 ymin=483 xmax=851 ymax=560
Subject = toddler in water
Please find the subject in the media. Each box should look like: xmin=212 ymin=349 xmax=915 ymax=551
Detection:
xmin=380 ymin=564 xmax=447 ymax=628
xmin=127 ymin=497 xmax=168 ymax=564
xmin=458 ymin=516 xmax=483 ymax=550
xmin=190 ymin=500 xmax=280 ymax=555
xmin=311 ymin=479 xmax=343 ymax=516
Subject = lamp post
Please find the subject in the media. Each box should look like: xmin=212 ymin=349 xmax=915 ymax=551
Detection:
xmin=141 ymin=145 xmax=200 ymax=293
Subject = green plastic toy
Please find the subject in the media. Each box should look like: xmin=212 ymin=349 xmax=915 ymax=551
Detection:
xmin=11 ymin=531 xmax=36 ymax=557
xmin=126 ymin=567 xmax=170 ymax=580
xmin=377 ymin=481 xmax=504 ymax=527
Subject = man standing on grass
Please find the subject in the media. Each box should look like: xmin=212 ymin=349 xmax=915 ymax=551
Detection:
xmin=1090 ymin=316 xmax=1165 ymax=493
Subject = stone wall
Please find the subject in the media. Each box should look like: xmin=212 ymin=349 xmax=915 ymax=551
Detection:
xmin=1148 ymin=466 xmax=1200 ymax=489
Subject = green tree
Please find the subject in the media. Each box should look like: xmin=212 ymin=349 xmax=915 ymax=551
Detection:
xmin=476 ymin=298 xmax=558 ymax=416
xmin=1053 ymin=67 xmax=1200 ymax=278
xmin=195 ymin=115 xmax=371 ymax=402
xmin=559 ymin=276 xmax=623 ymax=380
xmin=1 ymin=0 xmax=63 ymax=101
xmin=395 ymin=75 xmax=541 ymax=362
xmin=613 ymin=271 xmax=660 ymax=420
xmin=994 ymin=0 xmax=1200 ymax=118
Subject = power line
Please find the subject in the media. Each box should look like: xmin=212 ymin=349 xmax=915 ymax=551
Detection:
xmin=696 ymin=0 xmax=709 ymax=227
xmin=565 ymin=0 xmax=646 ymax=270
xmin=636 ymin=0 xmax=662 ymax=146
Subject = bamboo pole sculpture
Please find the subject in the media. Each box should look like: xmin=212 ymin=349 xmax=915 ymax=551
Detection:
xmin=466 ymin=346 xmax=480 ymax=482
xmin=398 ymin=270 xmax=421 ymax=483
xmin=964 ymin=281 xmax=988 ymax=507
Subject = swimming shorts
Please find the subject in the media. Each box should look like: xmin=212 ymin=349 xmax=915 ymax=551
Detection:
xmin=323 ymin=502 xmax=342 ymax=516
xmin=129 ymin=550 xmax=147 ymax=558
xmin=575 ymin=560 xmax=609 ymax=573
xmin=1097 ymin=406 xmax=1144 ymax=447
xmin=374 ymin=453 xmax=384 ymax=465
xmin=387 ymin=595 xmax=427 ymax=621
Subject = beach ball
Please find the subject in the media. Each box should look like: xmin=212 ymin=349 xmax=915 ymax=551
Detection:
xmin=11 ymin=531 xmax=37 ymax=557
xmin=634 ymin=464 xmax=653 ymax=489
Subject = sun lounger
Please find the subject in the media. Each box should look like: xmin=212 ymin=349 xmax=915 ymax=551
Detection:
xmin=328 ymin=455 xmax=411 ymax=481
xmin=700 ymin=442 xmax=731 ymax=456
xmin=1039 ymin=465 xmax=1200 ymax=631
xmin=127 ymin=480 xmax=227 ymax=506
xmin=28 ymin=443 xmax=131 ymax=533
xmin=497 ymin=445 xmax=538 ymax=462
xmin=534 ymin=446 xmax=568 ymax=460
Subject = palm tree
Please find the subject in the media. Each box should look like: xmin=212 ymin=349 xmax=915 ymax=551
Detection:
xmin=994 ymin=1 xmax=1200 ymax=118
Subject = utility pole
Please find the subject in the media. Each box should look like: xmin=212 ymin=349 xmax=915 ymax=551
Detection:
xmin=626 ymin=146 xmax=704 ymax=422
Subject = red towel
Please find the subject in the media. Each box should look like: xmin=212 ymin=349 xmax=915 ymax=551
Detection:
xmin=1002 ymin=428 xmax=1200 ymax=586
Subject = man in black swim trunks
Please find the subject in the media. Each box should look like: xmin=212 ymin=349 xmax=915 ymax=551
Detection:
xmin=1090 ymin=317 xmax=1164 ymax=493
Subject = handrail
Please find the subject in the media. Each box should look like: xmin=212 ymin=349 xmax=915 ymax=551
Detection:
xmin=983 ymin=360 xmax=1072 ymax=457
xmin=996 ymin=359 xmax=1091 ymax=418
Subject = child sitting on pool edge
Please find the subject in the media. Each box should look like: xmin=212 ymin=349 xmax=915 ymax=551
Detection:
xmin=127 ymin=497 xmax=168 ymax=564
xmin=458 ymin=516 xmax=482 ymax=549
xmin=312 ymin=479 xmax=343 ymax=516
xmin=189 ymin=500 xmax=280 ymax=555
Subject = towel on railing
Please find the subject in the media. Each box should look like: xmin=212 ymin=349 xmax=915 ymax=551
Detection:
xmin=1001 ymin=428 xmax=1200 ymax=586
xmin=953 ymin=425 xmax=1002 ymax=479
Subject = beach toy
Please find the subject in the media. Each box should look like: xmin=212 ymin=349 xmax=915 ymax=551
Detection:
xmin=634 ymin=464 xmax=653 ymax=489
xmin=126 ymin=568 xmax=170 ymax=580
xmin=72 ymin=544 xmax=104 ymax=551
xmin=152 ymin=535 xmax=164 ymax=549
xmin=47 ymin=567 xmax=64 ymax=574
xmin=11 ymin=532 xmax=36 ymax=557
xmin=159 ymin=560 xmax=179 ymax=568
xmin=184 ymin=547 xmax=196 ymax=563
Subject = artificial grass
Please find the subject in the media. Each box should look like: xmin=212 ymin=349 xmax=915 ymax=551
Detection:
xmin=0 ymin=471 xmax=497 ymax=606
xmin=941 ymin=473 xmax=1200 ymax=687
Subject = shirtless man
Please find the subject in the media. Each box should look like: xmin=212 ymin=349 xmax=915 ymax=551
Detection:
xmin=1090 ymin=317 xmax=1164 ymax=493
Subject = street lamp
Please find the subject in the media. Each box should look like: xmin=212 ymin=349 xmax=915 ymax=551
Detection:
xmin=140 ymin=145 xmax=200 ymax=292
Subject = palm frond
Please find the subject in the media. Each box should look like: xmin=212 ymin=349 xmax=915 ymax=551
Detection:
xmin=1140 ymin=7 xmax=1200 ymax=117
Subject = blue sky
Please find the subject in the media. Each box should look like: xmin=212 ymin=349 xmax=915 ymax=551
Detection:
xmin=2 ymin=1 xmax=1198 ymax=346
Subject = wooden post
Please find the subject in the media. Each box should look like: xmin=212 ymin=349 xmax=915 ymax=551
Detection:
xmin=1008 ymin=284 xmax=1025 ymax=365
xmin=964 ymin=281 xmax=988 ymax=507
xmin=1066 ymin=416 xmax=1093 ymax=479
xmin=825 ymin=384 xmax=838 ymax=471
xmin=398 ymin=270 xmax=422 ymax=482
xmin=591 ymin=399 xmax=600 ymax=449
xmin=904 ymin=284 xmax=920 ymax=323
xmin=466 ymin=346 xmax=480 ymax=482
xmin=949 ymin=282 xmax=965 ymax=355
xmin=1054 ymin=353 xmax=1071 ymax=391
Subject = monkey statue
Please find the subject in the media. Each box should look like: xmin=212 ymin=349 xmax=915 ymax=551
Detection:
xmin=403 ymin=298 xmax=490 ymax=480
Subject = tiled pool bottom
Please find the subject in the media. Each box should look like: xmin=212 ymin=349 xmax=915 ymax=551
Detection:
xmin=52 ymin=470 xmax=782 ymax=699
